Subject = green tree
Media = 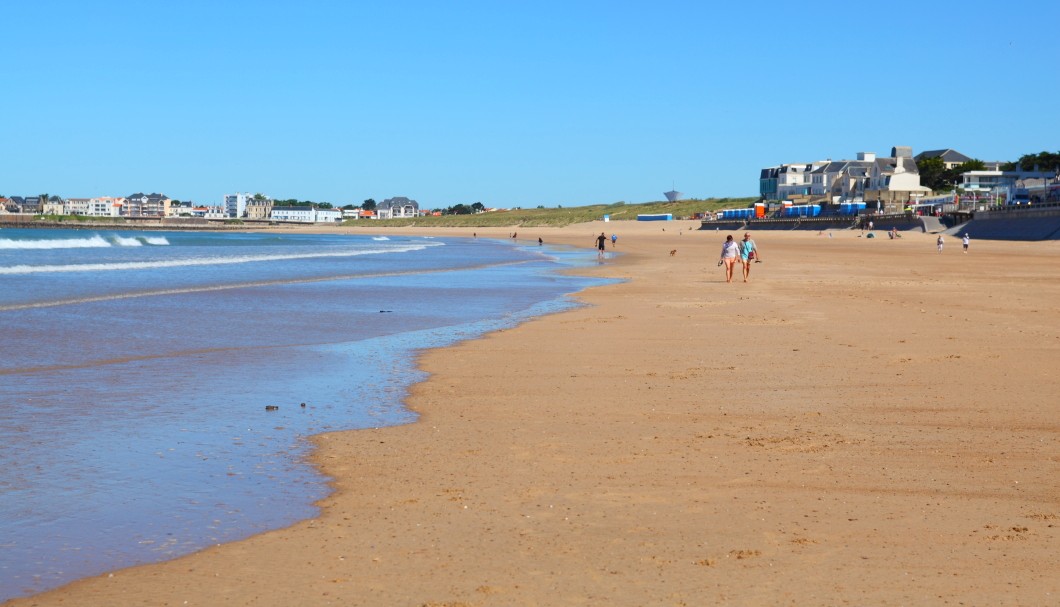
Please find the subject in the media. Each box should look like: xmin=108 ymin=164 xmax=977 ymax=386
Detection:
xmin=916 ymin=156 xmax=946 ymax=190
xmin=341 ymin=204 xmax=356 ymax=210
xmin=361 ymin=199 xmax=376 ymax=211
xmin=1000 ymin=151 xmax=1060 ymax=172
xmin=1018 ymin=151 xmax=1060 ymax=172
xmin=471 ymin=201 xmax=485 ymax=213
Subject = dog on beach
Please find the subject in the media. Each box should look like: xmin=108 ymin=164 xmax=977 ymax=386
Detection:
xmin=669 ymin=249 xmax=677 ymax=257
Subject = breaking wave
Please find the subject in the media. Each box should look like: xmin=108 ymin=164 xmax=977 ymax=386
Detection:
xmin=0 ymin=242 xmax=441 ymax=275
xmin=0 ymin=235 xmax=171 ymax=250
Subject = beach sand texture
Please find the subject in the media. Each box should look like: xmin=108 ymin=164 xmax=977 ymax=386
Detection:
xmin=7 ymin=224 xmax=1059 ymax=606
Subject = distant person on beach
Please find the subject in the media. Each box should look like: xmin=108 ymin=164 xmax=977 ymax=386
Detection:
xmin=719 ymin=235 xmax=740 ymax=283
xmin=596 ymin=232 xmax=608 ymax=259
xmin=962 ymin=233 xmax=970 ymax=253
xmin=611 ymin=233 xmax=617 ymax=247
xmin=937 ymin=234 xmax=945 ymax=254
xmin=739 ymin=232 xmax=760 ymax=282
xmin=538 ymin=237 xmax=543 ymax=246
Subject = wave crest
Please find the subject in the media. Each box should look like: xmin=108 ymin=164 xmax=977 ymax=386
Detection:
xmin=0 ymin=242 xmax=442 ymax=275
xmin=0 ymin=234 xmax=172 ymax=250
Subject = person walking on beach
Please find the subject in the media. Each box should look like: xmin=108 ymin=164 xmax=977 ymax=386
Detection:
xmin=719 ymin=234 xmax=740 ymax=283
xmin=739 ymin=232 xmax=760 ymax=282
xmin=937 ymin=234 xmax=945 ymax=254
xmin=611 ymin=233 xmax=617 ymax=248
xmin=962 ymin=233 xmax=970 ymax=253
xmin=596 ymin=232 xmax=608 ymax=259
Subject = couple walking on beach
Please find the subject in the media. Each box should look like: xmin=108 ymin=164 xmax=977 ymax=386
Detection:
xmin=719 ymin=232 xmax=760 ymax=283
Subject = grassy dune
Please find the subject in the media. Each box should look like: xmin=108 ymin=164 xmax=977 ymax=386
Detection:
xmin=346 ymin=197 xmax=757 ymax=228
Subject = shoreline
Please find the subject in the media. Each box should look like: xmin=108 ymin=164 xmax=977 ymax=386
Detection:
xmin=6 ymin=223 xmax=1059 ymax=605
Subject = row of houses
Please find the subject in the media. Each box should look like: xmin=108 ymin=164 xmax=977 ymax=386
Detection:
xmin=0 ymin=193 xmax=427 ymax=223
xmin=759 ymin=146 xmax=934 ymax=212
xmin=761 ymin=147 xmax=1058 ymax=211
xmin=1 ymin=193 xmax=183 ymax=218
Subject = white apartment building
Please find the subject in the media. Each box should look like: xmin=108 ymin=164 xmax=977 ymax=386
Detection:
xmin=224 ymin=193 xmax=250 ymax=218
xmin=316 ymin=208 xmax=341 ymax=222
xmin=88 ymin=197 xmax=124 ymax=217
xmin=270 ymin=206 xmax=342 ymax=223
xmin=270 ymin=206 xmax=317 ymax=222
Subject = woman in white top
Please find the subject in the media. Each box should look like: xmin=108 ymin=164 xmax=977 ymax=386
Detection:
xmin=719 ymin=235 xmax=740 ymax=283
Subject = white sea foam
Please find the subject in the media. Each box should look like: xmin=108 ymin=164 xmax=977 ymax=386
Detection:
xmin=0 ymin=235 xmax=113 ymax=250
xmin=372 ymin=236 xmax=390 ymax=241
xmin=0 ymin=233 xmax=172 ymax=250
xmin=0 ymin=242 xmax=443 ymax=275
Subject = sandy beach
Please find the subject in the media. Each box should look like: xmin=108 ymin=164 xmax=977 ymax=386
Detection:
xmin=7 ymin=222 xmax=1059 ymax=606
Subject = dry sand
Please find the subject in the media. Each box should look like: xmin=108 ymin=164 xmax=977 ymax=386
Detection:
xmin=7 ymin=222 xmax=1059 ymax=606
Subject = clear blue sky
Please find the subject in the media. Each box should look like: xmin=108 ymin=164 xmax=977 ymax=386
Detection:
xmin=3 ymin=1 xmax=1057 ymax=208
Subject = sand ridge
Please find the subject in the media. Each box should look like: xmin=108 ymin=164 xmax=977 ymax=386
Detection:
xmin=7 ymin=223 xmax=1059 ymax=606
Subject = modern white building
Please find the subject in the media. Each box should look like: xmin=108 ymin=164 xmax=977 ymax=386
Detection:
xmin=88 ymin=197 xmax=125 ymax=217
xmin=224 ymin=193 xmax=251 ymax=218
xmin=960 ymin=169 xmax=1053 ymax=191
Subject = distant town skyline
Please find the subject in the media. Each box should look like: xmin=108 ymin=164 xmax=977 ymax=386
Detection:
xmin=3 ymin=1 xmax=1058 ymax=209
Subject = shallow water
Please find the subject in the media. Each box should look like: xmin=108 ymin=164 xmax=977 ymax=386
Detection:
xmin=0 ymin=229 xmax=609 ymax=600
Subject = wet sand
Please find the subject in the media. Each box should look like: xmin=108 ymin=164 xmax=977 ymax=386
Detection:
xmin=7 ymin=223 xmax=1059 ymax=606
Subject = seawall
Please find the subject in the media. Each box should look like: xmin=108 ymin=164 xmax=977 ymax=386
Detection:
xmin=955 ymin=206 xmax=1060 ymax=241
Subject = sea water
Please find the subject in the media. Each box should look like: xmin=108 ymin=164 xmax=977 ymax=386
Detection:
xmin=0 ymin=228 xmax=610 ymax=600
